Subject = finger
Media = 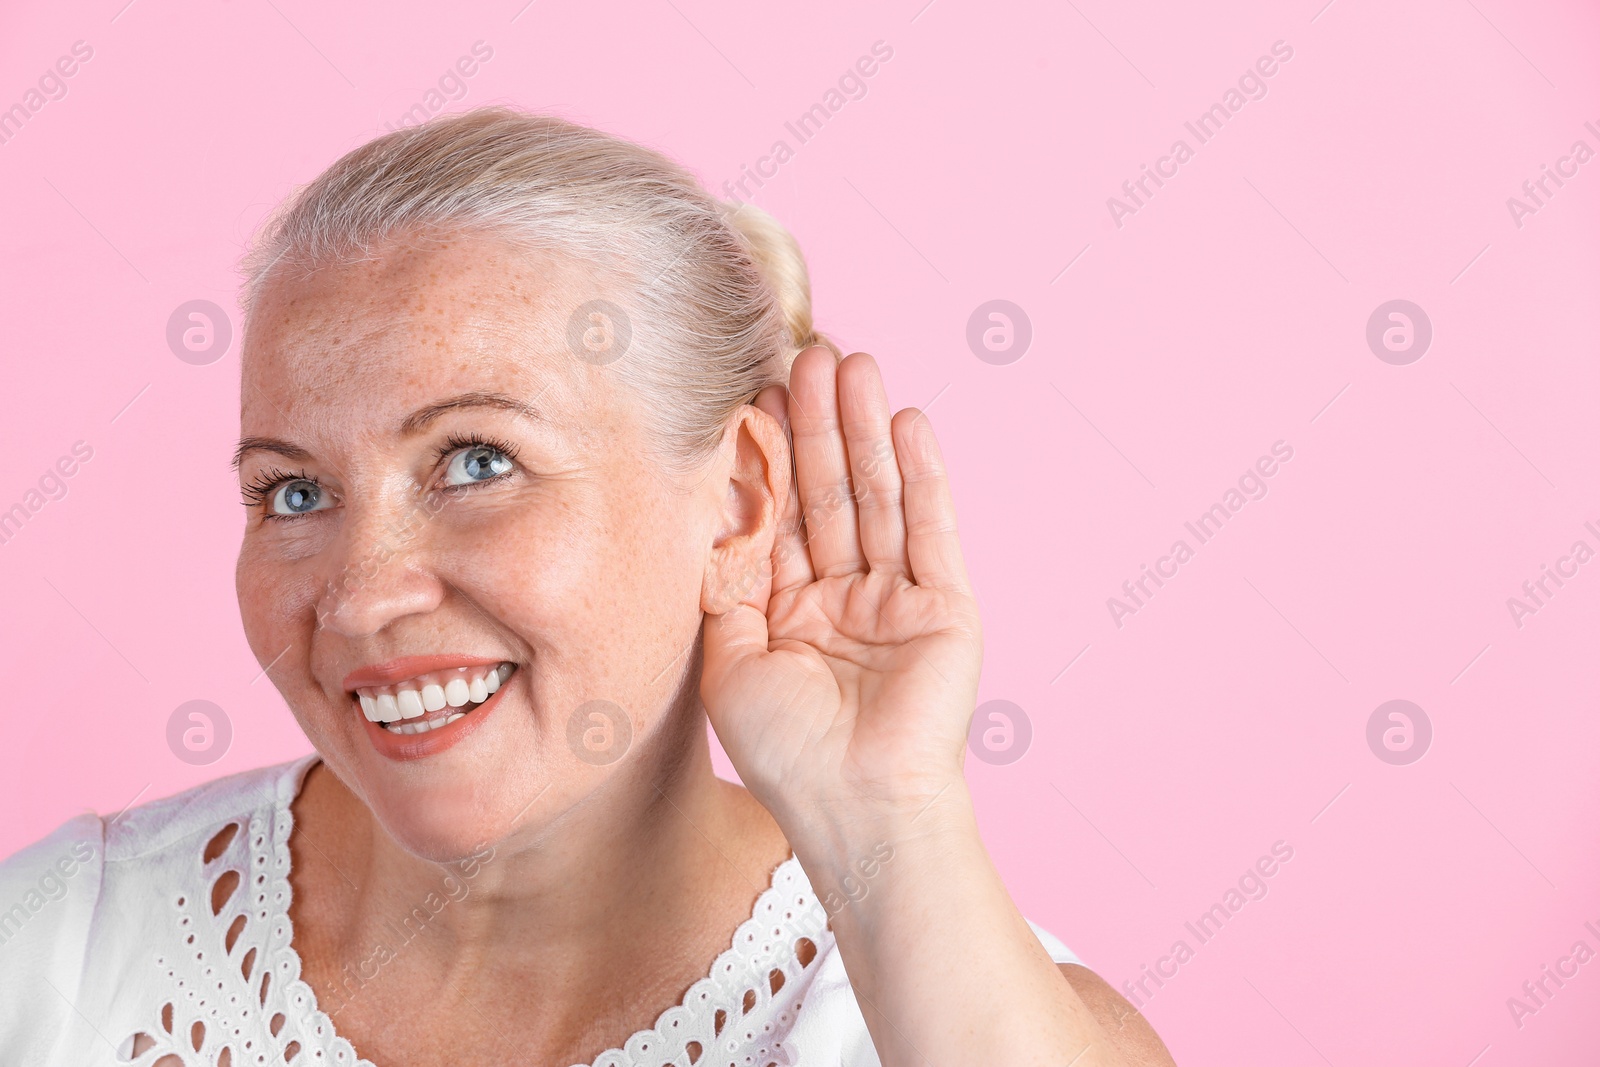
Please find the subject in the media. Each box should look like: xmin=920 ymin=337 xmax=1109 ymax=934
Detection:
xmin=837 ymin=353 xmax=909 ymax=577
xmin=788 ymin=345 xmax=865 ymax=578
xmin=750 ymin=384 xmax=815 ymax=594
xmin=892 ymin=408 xmax=972 ymax=593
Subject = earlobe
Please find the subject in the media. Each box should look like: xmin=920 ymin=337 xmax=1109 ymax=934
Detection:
xmin=700 ymin=406 xmax=789 ymax=616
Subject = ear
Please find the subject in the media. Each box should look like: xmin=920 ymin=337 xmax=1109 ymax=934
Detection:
xmin=701 ymin=400 xmax=792 ymax=616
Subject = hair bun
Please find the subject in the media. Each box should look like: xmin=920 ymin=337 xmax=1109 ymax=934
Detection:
xmin=720 ymin=200 xmax=840 ymax=363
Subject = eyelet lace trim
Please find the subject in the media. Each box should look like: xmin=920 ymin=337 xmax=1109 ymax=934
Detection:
xmin=114 ymin=758 xmax=830 ymax=1067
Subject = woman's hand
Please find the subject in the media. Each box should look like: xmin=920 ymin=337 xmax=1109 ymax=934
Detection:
xmin=699 ymin=347 xmax=1174 ymax=1067
xmin=699 ymin=346 xmax=982 ymax=831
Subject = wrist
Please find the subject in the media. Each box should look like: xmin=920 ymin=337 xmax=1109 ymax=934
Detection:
xmin=778 ymin=776 xmax=979 ymax=919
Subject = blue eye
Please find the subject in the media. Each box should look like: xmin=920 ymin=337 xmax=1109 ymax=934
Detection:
xmin=444 ymin=444 xmax=514 ymax=487
xmin=270 ymin=479 xmax=329 ymax=516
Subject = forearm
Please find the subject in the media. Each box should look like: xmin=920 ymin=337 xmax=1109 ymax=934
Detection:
xmin=784 ymin=782 xmax=1131 ymax=1067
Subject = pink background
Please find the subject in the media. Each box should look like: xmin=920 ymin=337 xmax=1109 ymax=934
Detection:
xmin=2 ymin=0 xmax=1597 ymax=1062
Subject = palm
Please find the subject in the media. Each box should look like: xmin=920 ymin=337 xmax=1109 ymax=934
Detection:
xmin=700 ymin=349 xmax=983 ymax=821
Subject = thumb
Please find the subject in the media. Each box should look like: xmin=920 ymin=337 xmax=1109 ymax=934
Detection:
xmin=699 ymin=602 xmax=769 ymax=718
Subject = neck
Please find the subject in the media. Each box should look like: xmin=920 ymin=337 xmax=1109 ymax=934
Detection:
xmin=292 ymin=697 xmax=791 ymax=1035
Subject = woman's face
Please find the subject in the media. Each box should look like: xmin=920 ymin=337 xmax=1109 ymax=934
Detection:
xmin=235 ymin=232 xmax=746 ymax=860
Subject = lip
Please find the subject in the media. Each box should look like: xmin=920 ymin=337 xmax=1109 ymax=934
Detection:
xmin=343 ymin=654 xmax=508 ymax=692
xmin=359 ymin=667 xmax=513 ymax=762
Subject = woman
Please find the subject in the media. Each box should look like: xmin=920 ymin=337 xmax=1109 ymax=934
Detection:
xmin=0 ymin=108 xmax=1174 ymax=1066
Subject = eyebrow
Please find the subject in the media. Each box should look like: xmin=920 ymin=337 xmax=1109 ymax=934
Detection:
xmin=231 ymin=392 xmax=543 ymax=471
xmin=397 ymin=391 xmax=543 ymax=435
xmin=231 ymin=437 xmax=311 ymax=472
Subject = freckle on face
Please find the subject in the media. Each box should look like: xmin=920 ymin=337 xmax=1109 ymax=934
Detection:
xmin=234 ymin=233 xmax=718 ymax=858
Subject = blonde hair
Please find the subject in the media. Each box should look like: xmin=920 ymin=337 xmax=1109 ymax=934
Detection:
xmin=238 ymin=106 xmax=838 ymax=469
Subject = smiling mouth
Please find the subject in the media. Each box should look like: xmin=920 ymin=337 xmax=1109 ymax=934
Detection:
xmin=353 ymin=662 xmax=515 ymax=735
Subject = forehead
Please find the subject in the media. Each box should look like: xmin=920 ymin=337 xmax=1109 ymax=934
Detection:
xmin=240 ymin=232 xmax=610 ymax=415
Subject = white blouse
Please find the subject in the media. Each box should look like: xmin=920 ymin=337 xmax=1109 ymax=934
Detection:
xmin=0 ymin=755 xmax=1080 ymax=1066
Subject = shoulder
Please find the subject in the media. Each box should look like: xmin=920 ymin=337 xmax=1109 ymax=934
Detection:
xmin=0 ymin=755 xmax=315 ymax=922
xmin=97 ymin=754 xmax=318 ymax=864
xmin=0 ymin=756 xmax=317 ymax=1061
xmin=0 ymin=807 xmax=105 ymax=951
xmin=0 ymin=806 xmax=101 ymax=1063
xmin=0 ymin=807 xmax=108 ymax=1062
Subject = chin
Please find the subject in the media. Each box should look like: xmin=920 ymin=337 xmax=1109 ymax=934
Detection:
xmin=302 ymin=664 xmax=575 ymax=861
xmin=372 ymin=801 xmax=517 ymax=864
xmin=359 ymin=763 xmax=572 ymax=867
xmin=354 ymin=757 xmax=574 ymax=862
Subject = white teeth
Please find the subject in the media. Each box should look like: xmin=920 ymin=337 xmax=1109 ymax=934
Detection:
xmin=357 ymin=663 xmax=514 ymax=730
xmin=397 ymin=689 xmax=425 ymax=719
xmin=385 ymin=712 xmax=468 ymax=736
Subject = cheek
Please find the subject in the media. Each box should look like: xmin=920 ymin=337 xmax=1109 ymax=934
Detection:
xmin=443 ymin=489 xmax=607 ymax=606
xmin=447 ymin=476 xmax=706 ymax=692
xmin=236 ymin=541 xmax=316 ymax=646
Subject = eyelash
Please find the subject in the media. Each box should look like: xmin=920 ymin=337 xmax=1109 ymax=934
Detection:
xmin=239 ymin=466 xmax=305 ymax=510
xmin=240 ymin=433 xmax=523 ymax=519
xmin=434 ymin=432 xmax=522 ymax=475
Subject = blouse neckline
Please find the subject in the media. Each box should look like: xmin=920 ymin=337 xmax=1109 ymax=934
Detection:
xmin=270 ymin=754 xmax=819 ymax=1067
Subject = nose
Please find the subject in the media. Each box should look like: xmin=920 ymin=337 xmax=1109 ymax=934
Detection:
xmin=314 ymin=489 xmax=448 ymax=638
